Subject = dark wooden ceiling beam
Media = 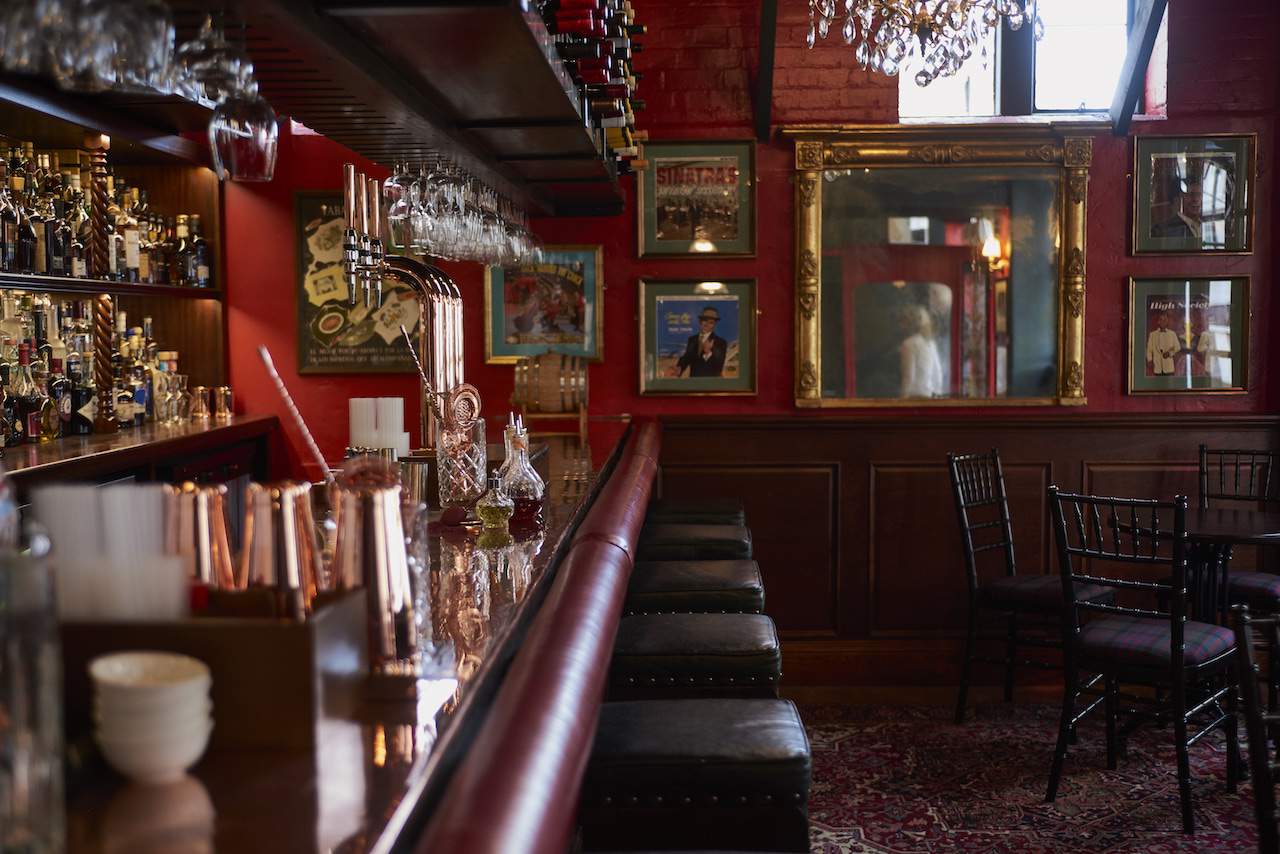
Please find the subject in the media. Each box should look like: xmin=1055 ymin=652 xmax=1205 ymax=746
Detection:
xmin=1109 ymin=0 xmax=1167 ymax=136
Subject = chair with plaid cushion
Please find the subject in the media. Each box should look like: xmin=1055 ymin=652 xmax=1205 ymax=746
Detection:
xmin=1045 ymin=488 xmax=1240 ymax=834
xmin=1231 ymin=604 xmax=1280 ymax=854
xmin=948 ymin=450 xmax=1114 ymax=724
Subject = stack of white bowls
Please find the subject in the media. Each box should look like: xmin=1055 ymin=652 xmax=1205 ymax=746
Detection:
xmin=89 ymin=651 xmax=214 ymax=785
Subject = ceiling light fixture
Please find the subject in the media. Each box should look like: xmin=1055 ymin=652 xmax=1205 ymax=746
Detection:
xmin=807 ymin=0 xmax=1044 ymax=87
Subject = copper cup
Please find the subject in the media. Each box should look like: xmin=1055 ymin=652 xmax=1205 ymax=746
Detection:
xmin=166 ymin=482 xmax=236 ymax=589
xmin=214 ymin=386 xmax=233 ymax=421
xmin=238 ymin=481 xmax=325 ymax=619
xmin=331 ymin=457 xmax=417 ymax=673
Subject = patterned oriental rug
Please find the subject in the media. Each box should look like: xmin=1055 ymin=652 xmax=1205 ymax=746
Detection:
xmin=803 ymin=704 xmax=1256 ymax=853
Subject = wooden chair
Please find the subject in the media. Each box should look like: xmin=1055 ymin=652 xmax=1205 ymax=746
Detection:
xmin=948 ymin=450 xmax=1113 ymax=724
xmin=1045 ymin=488 xmax=1239 ymax=834
xmin=1201 ymin=445 xmax=1280 ymax=608
xmin=1231 ymin=604 xmax=1280 ymax=854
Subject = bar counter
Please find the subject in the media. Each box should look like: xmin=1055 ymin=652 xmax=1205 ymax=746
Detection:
xmin=63 ymin=418 xmax=632 ymax=853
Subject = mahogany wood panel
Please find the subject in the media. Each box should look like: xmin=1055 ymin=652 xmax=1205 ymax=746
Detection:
xmin=659 ymin=415 xmax=1280 ymax=686
xmin=660 ymin=464 xmax=839 ymax=635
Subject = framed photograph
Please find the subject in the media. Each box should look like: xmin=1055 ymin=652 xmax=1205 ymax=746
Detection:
xmin=295 ymin=192 xmax=417 ymax=374
xmin=1128 ymin=276 xmax=1248 ymax=394
xmin=638 ymin=140 xmax=755 ymax=258
xmin=484 ymin=245 xmax=604 ymax=364
xmin=639 ymin=279 xmax=757 ymax=396
xmin=1133 ymin=135 xmax=1255 ymax=255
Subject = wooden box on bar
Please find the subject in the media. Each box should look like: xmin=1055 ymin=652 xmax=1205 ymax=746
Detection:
xmin=61 ymin=590 xmax=368 ymax=752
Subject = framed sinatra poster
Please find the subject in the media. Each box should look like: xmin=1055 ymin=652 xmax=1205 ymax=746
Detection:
xmin=637 ymin=140 xmax=756 ymax=258
xmin=639 ymin=278 xmax=757 ymax=396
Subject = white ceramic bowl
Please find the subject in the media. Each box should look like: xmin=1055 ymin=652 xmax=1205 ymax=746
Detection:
xmin=94 ymin=691 xmax=212 ymax=724
xmin=89 ymin=652 xmax=212 ymax=709
xmin=95 ymin=718 xmax=214 ymax=785
xmin=94 ymin=700 xmax=213 ymax=743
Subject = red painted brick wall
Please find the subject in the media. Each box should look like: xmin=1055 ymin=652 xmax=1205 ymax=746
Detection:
xmin=226 ymin=0 xmax=1280 ymax=468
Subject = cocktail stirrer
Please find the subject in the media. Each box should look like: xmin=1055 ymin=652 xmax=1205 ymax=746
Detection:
xmin=399 ymin=324 xmax=445 ymax=423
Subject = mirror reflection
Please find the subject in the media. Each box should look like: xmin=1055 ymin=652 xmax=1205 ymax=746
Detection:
xmin=819 ymin=167 xmax=1060 ymax=401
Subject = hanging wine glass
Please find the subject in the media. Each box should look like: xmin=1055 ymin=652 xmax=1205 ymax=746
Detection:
xmin=209 ymin=78 xmax=278 ymax=182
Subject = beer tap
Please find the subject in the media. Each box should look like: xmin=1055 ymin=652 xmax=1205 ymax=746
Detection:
xmin=366 ymin=177 xmax=385 ymax=308
xmin=356 ymin=174 xmax=374 ymax=308
xmin=342 ymin=164 xmax=361 ymax=306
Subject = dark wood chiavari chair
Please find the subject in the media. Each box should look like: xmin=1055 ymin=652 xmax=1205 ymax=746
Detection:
xmin=1046 ymin=488 xmax=1239 ymax=834
xmin=947 ymin=450 xmax=1113 ymax=724
xmin=1232 ymin=604 xmax=1280 ymax=854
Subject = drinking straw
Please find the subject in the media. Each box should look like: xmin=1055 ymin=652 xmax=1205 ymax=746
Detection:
xmin=259 ymin=346 xmax=334 ymax=484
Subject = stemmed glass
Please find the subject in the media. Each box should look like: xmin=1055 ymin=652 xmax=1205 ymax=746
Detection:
xmin=209 ymin=78 xmax=278 ymax=182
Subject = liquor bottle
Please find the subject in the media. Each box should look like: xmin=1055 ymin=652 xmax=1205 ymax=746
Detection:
xmin=68 ymin=192 xmax=87 ymax=279
xmin=27 ymin=180 xmax=47 ymax=275
xmin=14 ymin=173 xmax=36 ymax=274
xmin=0 ymin=160 xmax=18 ymax=273
xmin=105 ymin=176 xmax=123 ymax=280
xmin=156 ymin=217 xmax=176 ymax=286
xmin=0 ymin=359 xmax=17 ymax=447
xmin=173 ymin=214 xmax=192 ymax=285
xmin=43 ymin=357 xmax=65 ymax=440
xmin=11 ymin=342 xmax=48 ymax=443
xmin=121 ymin=188 xmax=141 ymax=283
xmin=137 ymin=215 xmax=153 ymax=284
xmin=189 ymin=215 xmax=212 ymax=288
xmin=47 ymin=188 xmax=69 ymax=277
xmin=65 ymin=354 xmax=95 ymax=436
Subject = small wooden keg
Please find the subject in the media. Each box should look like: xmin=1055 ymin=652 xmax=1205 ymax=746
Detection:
xmin=512 ymin=353 xmax=589 ymax=414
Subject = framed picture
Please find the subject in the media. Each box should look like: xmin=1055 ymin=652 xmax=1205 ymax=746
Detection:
xmin=639 ymin=279 xmax=757 ymax=396
xmin=1133 ymin=135 xmax=1255 ymax=255
xmin=295 ymin=192 xmax=417 ymax=374
xmin=638 ymin=140 xmax=755 ymax=258
xmin=484 ymin=245 xmax=604 ymax=364
xmin=1128 ymin=276 xmax=1248 ymax=394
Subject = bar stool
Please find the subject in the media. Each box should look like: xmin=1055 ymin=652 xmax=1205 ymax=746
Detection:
xmin=625 ymin=559 xmax=765 ymax=615
xmin=646 ymin=496 xmax=747 ymax=526
xmin=580 ymin=699 xmax=811 ymax=853
xmin=609 ymin=613 xmax=780 ymax=699
xmin=637 ymin=523 xmax=752 ymax=561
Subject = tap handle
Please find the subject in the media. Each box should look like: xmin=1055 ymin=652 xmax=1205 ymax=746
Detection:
xmin=367 ymin=177 xmax=382 ymax=244
xmin=343 ymin=164 xmax=359 ymax=230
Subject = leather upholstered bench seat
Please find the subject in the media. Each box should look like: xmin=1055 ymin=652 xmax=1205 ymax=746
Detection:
xmin=636 ymin=523 xmax=753 ymax=561
xmin=609 ymin=613 xmax=780 ymax=699
xmin=647 ymin=496 xmax=747 ymax=526
xmin=580 ymin=699 xmax=812 ymax=853
xmin=625 ymin=560 xmax=765 ymax=615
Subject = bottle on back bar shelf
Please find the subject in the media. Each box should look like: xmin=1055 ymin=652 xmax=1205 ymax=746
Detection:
xmin=121 ymin=188 xmax=141 ymax=283
xmin=0 ymin=161 xmax=18 ymax=273
xmin=12 ymin=343 xmax=48 ymax=443
xmin=65 ymin=355 xmax=95 ymax=436
xmin=189 ymin=215 xmax=211 ymax=287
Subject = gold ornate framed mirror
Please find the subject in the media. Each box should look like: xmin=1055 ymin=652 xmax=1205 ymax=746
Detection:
xmin=783 ymin=124 xmax=1093 ymax=407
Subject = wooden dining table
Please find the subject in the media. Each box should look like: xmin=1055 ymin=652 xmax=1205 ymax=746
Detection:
xmin=1184 ymin=507 xmax=1280 ymax=624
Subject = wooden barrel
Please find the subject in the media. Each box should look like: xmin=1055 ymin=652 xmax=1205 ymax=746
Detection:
xmin=512 ymin=354 xmax=589 ymax=413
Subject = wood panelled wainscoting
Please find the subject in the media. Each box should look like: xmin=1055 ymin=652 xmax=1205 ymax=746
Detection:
xmin=658 ymin=415 xmax=1280 ymax=688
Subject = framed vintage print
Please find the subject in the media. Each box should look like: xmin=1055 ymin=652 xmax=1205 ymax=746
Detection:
xmin=484 ymin=245 xmax=604 ymax=364
xmin=1133 ymin=135 xmax=1255 ymax=255
xmin=295 ymin=192 xmax=417 ymax=374
xmin=638 ymin=140 xmax=755 ymax=258
xmin=1128 ymin=276 xmax=1248 ymax=394
xmin=639 ymin=279 xmax=757 ymax=396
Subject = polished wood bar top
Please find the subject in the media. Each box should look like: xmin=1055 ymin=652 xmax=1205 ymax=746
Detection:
xmin=64 ymin=419 xmax=632 ymax=854
xmin=3 ymin=415 xmax=278 ymax=483
xmin=1186 ymin=507 xmax=1280 ymax=545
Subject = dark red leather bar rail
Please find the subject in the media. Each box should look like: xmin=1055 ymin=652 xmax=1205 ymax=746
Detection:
xmin=417 ymin=421 xmax=660 ymax=854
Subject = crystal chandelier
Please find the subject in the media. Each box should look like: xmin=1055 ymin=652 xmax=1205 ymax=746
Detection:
xmin=807 ymin=0 xmax=1045 ymax=87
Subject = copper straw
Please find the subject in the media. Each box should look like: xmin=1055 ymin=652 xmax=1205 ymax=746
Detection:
xmin=258 ymin=346 xmax=334 ymax=485
xmin=400 ymin=324 xmax=445 ymax=423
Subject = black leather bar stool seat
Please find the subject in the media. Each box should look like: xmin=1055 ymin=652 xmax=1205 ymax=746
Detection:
xmin=581 ymin=699 xmax=812 ymax=853
xmin=609 ymin=613 xmax=780 ymax=699
xmin=637 ymin=523 xmax=753 ymax=561
xmin=647 ymin=496 xmax=747 ymax=526
xmin=625 ymin=560 xmax=765 ymax=615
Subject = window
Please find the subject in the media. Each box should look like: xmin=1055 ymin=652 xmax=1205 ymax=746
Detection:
xmin=898 ymin=0 xmax=1143 ymax=119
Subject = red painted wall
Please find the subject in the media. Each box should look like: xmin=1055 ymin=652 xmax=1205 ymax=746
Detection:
xmin=225 ymin=0 xmax=1280 ymax=471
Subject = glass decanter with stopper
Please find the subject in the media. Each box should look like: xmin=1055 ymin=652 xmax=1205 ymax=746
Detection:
xmin=475 ymin=472 xmax=514 ymax=531
xmin=501 ymin=417 xmax=545 ymax=527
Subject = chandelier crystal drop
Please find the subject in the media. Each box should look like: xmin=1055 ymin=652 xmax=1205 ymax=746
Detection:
xmin=807 ymin=0 xmax=1045 ymax=86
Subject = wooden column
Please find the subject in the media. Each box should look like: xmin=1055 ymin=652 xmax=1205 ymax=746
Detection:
xmin=794 ymin=140 xmax=822 ymax=405
xmin=84 ymin=133 xmax=117 ymax=433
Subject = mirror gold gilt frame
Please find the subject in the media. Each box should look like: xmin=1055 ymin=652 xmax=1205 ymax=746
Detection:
xmin=782 ymin=124 xmax=1095 ymax=408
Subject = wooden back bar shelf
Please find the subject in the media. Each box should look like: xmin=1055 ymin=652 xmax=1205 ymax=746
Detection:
xmin=0 ymin=71 xmax=232 ymax=489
